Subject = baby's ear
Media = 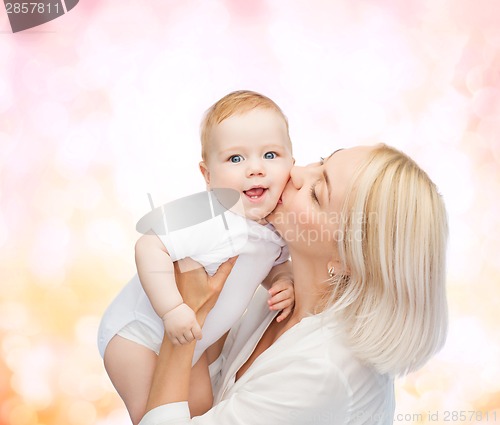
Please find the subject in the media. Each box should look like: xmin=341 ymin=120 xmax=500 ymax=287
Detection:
xmin=199 ymin=161 xmax=210 ymax=185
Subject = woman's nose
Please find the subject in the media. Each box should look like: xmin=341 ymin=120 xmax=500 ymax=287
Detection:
xmin=290 ymin=164 xmax=319 ymax=189
xmin=289 ymin=165 xmax=307 ymax=189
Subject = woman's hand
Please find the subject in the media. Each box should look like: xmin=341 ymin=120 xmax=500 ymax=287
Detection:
xmin=173 ymin=256 xmax=238 ymax=325
xmin=144 ymin=256 xmax=237 ymax=414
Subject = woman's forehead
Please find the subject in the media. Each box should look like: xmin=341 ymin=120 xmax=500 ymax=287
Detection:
xmin=325 ymin=146 xmax=375 ymax=191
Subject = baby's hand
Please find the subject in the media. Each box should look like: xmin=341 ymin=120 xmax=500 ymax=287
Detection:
xmin=162 ymin=303 xmax=203 ymax=345
xmin=268 ymin=278 xmax=295 ymax=323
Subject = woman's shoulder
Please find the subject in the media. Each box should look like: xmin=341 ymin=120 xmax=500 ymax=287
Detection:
xmin=281 ymin=312 xmax=393 ymax=389
xmin=275 ymin=314 xmax=395 ymax=422
xmin=219 ymin=298 xmax=394 ymax=423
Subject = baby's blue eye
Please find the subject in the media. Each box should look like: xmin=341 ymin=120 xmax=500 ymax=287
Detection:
xmin=229 ymin=155 xmax=243 ymax=163
xmin=264 ymin=152 xmax=277 ymax=159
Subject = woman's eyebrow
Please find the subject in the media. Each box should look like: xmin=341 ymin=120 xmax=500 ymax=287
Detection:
xmin=323 ymin=148 xmax=343 ymax=202
xmin=326 ymin=148 xmax=344 ymax=161
xmin=323 ymin=169 xmax=331 ymax=203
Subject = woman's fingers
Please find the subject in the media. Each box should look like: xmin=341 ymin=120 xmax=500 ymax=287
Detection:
xmin=172 ymin=256 xmax=238 ymax=324
xmin=173 ymin=260 xmax=209 ymax=311
xmin=210 ymin=256 xmax=238 ymax=293
xmin=174 ymin=257 xmax=204 ymax=274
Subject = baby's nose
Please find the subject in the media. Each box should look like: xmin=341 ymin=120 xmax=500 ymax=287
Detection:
xmin=246 ymin=159 xmax=266 ymax=177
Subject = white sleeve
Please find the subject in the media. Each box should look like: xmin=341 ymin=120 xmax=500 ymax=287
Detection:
xmin=273 ymin=243 xmax=289 ymax=266
xmin=153 ymin=218 xmax=215 ymax=262
xmin=138 ymin=359 xmax=350 ymax=425
xmin=152 ymin=212 xmax=248 ymax=263
xmin=140 ymin=402 xmax=191 ymax=425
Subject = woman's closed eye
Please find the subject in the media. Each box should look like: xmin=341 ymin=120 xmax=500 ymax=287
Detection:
xmin=310 ymin=157 xmax=326 ymax=205
xmin=310 ymin=181 xmax=320 ymax=205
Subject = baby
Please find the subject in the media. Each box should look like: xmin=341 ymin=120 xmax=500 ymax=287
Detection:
xmin=97 ymin=91 xmax=295 ymax=424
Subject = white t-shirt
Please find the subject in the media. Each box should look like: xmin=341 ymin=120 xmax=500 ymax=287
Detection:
xmin=139 ymin=287 xmax=396 ymax=425
xmin=97 ymin=209 xmax=288 ymax=365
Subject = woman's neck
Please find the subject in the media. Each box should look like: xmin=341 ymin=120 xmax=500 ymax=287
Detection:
xmin=289 ymin=256 xmax=330 ymax=320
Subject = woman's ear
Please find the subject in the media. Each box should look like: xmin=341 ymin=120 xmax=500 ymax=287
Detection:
xmin=199 ymin=161 xmax=210 ymax=185
xmin=327 ymin=259 xmax=349 ymax=277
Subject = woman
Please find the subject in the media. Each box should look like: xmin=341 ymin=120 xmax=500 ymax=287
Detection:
xmin=139 ymin=144 xmax=448 ymax=425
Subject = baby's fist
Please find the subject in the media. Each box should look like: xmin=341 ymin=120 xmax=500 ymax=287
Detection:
xmin=268 ymin=278 xmax=295 ymax=322
xmin=162 ymin=303 xmax=203 ymax=345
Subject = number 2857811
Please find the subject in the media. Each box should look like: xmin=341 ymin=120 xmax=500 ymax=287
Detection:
xmin=5 ymin=3 xmax=60 ymax=14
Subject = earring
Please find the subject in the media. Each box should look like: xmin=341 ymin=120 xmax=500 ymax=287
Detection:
xmin=328 ymin=266 xmax=335 ymax=278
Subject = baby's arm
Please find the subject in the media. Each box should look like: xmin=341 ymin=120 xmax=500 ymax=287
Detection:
xmin=262 ymin=260 xmax=294 ymax=322
xmin=135 ymin=233 xmax=202 ymax=344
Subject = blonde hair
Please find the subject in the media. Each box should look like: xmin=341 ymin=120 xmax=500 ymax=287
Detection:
xmin=200 ymin=90 xmax=291 ymax=161
xmin=327 ymin=144 xmax=448 ymax=376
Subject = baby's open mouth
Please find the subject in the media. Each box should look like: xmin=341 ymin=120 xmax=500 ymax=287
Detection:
xmin=244 ymin=187 xmax=267 ymax=200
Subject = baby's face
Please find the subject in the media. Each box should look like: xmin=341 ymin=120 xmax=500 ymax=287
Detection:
xmin=200 ymin=108 xmax=294 ymax=223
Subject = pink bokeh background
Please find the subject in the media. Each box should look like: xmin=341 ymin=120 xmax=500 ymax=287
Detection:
xmin=1 ymin=1 xmax=499 ymax=424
